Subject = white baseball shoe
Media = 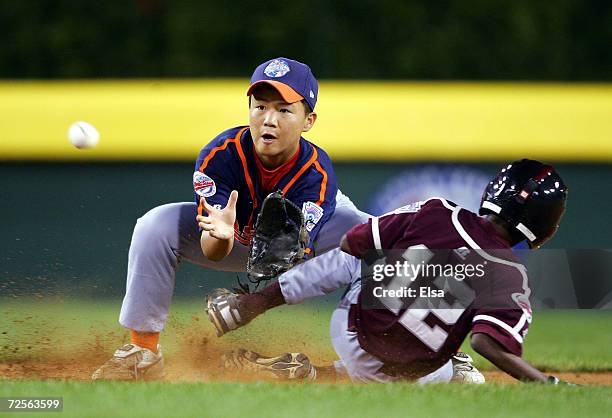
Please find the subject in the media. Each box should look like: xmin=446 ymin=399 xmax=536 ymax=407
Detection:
xmin=92 ymin=343 xmax=164 ymax=381
xmin=451 ymin=352 xmax=485 ymax=384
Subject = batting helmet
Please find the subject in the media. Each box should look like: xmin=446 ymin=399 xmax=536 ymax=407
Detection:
xmin=479 ymin=159 xmax=568 ymax=248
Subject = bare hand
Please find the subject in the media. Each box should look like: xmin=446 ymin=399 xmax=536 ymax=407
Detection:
xmin=196 ymin=190 xmax=238 ymax=240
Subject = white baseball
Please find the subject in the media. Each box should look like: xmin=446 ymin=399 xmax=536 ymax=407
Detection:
xmin=68 ymin=121 xmax=100 ymax=149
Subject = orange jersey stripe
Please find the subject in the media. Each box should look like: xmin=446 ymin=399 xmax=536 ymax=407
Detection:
xmin=233 ymin=132 xmax=258 ymax=237
xmin=281 ymin=145 xmax=318 ymax=195
xmin=234 ymin=133 xmax=257 ymax=209
xmin=313 ymin=160 xmax=328 ymax=206
xmin=197 ymin=127 xmax=248 ymax=217
xmin=198 ymin=130 xmax=244 ymax=172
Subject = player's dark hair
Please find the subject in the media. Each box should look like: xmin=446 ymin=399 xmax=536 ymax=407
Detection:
xmin=300 ymin=99 xmax=312 ymax=114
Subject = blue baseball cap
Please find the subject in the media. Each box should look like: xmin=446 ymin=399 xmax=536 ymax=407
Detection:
xmin=247 ymin=57 xmax=318 ymax=111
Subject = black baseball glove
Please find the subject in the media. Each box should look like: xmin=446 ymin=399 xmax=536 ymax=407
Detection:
xmin=246 ymin=190 xmax=309 ymax=284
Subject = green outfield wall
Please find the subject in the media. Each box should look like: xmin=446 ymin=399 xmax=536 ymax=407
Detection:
xmin=1 ymin=81 xmax=612 ymax=162
xmin=1 ymin=162 xmax=610 ymax=298
xmin=2 ymin=1 xmax=610 ymax=81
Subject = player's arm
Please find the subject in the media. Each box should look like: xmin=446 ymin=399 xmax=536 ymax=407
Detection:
xmin=341 ymin=211 xmax=412 ymax=259
xmin=193 ymin=131 xmax=243 ymax=261
xmin=207 ymin=248 xmax=360 ymax=336
xmin=197 ymin=191 xmax=238 ymax=261
xmin=470 ymin=333 xmax=550 ymax=382
xmin=470 ymin=303 xmax=572 ymax=384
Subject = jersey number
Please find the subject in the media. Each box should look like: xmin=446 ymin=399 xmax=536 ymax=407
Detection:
xmin=382 ymin=244 xmax=470 ymax=352
xmin=398 ymin=308 xmax=463 ymax=352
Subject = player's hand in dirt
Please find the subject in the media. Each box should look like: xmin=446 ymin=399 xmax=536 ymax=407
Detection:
xmin=197 ymin=190 xmax=238 ymax=241
xmin=548 ymin=376 xmax=580 ymax=386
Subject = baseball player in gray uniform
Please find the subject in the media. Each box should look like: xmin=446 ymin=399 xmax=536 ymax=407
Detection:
xmin=92 ymin=57 xmax=369 ymax=380
xmin=93 ymin=57 xmax=482 ymax=382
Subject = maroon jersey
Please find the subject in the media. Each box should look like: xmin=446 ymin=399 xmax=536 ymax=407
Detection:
xmin=345 ymin=198 xmax=532 ymax=378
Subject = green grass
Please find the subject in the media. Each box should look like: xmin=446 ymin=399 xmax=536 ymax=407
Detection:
xmin=1 ymin=380 xmax=611 ymax=418
xmin=2 ymin=299 xmax=611 ymax=418
xmin=2 ymin=298 xmax=611 ymax=371
xmin=0 ymin=298 xmax=338 ymax=364
xmin=463 ymin=310 xmax=612 ymax=371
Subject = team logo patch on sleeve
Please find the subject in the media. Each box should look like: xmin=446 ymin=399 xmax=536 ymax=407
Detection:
xmin=302 ymin=202 xmax=324 ymax=232
xmin=193 ymin=171 xmax=216 ymax=198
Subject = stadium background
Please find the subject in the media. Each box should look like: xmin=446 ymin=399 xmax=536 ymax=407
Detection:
xmin=1 ymin=1 xmax=611 ymax=298
xmin=2 ymin=3 xmax=612 ymax=416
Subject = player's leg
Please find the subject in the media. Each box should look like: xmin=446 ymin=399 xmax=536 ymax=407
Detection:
xmin=119 ymin=202 xmax=248 ymax=333
xmin=328 ymin=280 xmax=399 ymax=383
xmin=416 ymin=360 xmax=454 ymax=384
xmin=94 ymin=202 xmax=247 ymax=380
xmin=280 ymin=255 xmax=396 ymax=383
xmin=216 ymin=250 xmax=364 ymax=381
xmin=329 ymin=281 xmax=455 ymax=384
xmin=312 ymin=190 xmax=370 ymax=255
xmin=277 ymin=247 xmax=359 ymax=305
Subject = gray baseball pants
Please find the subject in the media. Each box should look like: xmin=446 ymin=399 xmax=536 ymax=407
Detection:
xmin=119 ymin=191 xmax=369 ymax=332
xmin=279 ymin=248 xmax=453 ymax=383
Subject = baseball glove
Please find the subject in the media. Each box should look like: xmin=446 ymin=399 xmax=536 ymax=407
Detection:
xmin=246 ymin=190 xmax=309 ymax=283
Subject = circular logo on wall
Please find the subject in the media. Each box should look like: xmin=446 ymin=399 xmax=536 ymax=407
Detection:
xmin=366 ymin=166 xmax=490 ymax=216
xmin=264 ymin=59 xmax=291 ymax=78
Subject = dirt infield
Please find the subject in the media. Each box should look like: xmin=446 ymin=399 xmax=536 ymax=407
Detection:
xmin=2 ymin=340 xmax=611 ymax=385
xmin=2 ymin=360 xmax=611 ymax=385
xmin=483 ymin=371 xmax=612 ymax=385
xmin=2 ymin=305 xmax=611 ymax=385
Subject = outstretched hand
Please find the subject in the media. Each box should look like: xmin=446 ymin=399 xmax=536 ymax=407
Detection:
xmin=196 ymin=190 xmax=238 ymax=241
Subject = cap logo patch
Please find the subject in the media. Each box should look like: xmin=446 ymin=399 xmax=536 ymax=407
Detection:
xmin=193 ymin=171 xmax=216 ymax=197
xmin=264 ymin=59 xmax=291 ymax=78
xmin=302 ymin=202 xmax=324 ymax=232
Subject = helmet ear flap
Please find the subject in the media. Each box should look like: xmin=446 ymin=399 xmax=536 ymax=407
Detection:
xmin=525 ymin=197 xmax=566 ymax=248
